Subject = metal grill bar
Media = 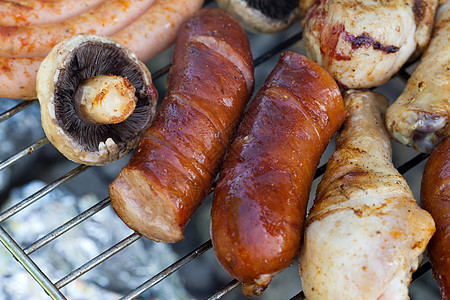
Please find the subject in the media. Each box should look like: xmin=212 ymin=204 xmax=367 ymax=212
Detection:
xmin=206 ymin=279 xmax=241 ymax=300
xmin=55 ymin=232 xmax=142 ymax=289
xmin=0 ymin=11 xmax=437 ymax=300
xmin=0 ymin=137 xmax=49 ymax=171
xmin=0 ymin=226 xmax=66 ymax=300
xmin=0 ymin=164 xmax=89 ymax=223
xmin=413 ymin=261 xmax=432 ymax=281
xmin=23 ymin=197 xmax=111 ymax=255
xmin=290 ymin=290 xmax=306 ymax=300
xmin=254 ymin=33 xmax=302 ymax=66
xmin=397 ymin=152 xmax=430 ymax=174
xmin=0 ymin=99 xmax=37 ymax=122
xmin=121 ymin=239 xmax=213 ymax=300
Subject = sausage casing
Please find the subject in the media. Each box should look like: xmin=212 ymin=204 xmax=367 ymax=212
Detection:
xmin=210 ymin=52 xmax=346 ymax=296
xmin=421 ymin=137 xmax=450 ymax=299
xmin=109 ymin=8 xmax=254 ymax=243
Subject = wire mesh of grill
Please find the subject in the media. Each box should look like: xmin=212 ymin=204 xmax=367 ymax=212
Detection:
xmin=0 ymin=3 xmax=441 ymax=300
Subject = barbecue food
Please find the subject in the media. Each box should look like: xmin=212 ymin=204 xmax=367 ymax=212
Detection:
xmin=421 ymin=137 xmax=450 ymax=300
xmin=216 ymin=0 xmax=300 ymax=33
xmin=385 ymin=1 xmax=450 ymax=153
xmin=299 ymin=90 xmax=436 ymax=300
xmin=0 ymin=0 xmax=205 ymax=100
xmin=301 ymin=0 xmax=438 ymax=89
xmin=0 ymin=0 xmax=107 ymax=26
xmin=211 ymin=52 xmax=346 ymax=297
xmin=36 ymin=34 xmax=158 ymax=165
xmin=0 ymin=0 xmax=157 ymax=58
xmin=109 ymin=8 xmax=255 ymax=243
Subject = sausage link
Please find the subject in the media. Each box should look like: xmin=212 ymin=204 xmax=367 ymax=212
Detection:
xmin=113 ymin=0 xmax=204 ymax=62
xmin=0 ymin=0 xmax=157 ymax=58
xmin=210 ymin=52 xmax=347 ymax=296
xmin=109 ymin=8 xmax=254 ymax=243
xmin=0 ymin=0 xmax=107 ymax=26
xmin=0 ymin=0 xmax=204 ymax=100
xmin=421 ymin=137 xmax=450 ymax=299
xmin=0 ymin=57 xmax=41 ymax=100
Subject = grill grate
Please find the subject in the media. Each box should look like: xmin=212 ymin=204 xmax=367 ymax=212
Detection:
xmin=0 ymin=8 xmax=437 ymax=300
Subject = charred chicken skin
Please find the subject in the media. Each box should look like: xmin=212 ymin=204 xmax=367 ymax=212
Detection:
xmin=302 ymin=0 xmax=437 ymax=89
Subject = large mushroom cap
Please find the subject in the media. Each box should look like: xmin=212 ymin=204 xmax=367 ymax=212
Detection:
xmin=37 ymin=33 xmax=158 ymax=166
xmin=216 ymin=0 xmax=300 ymax=33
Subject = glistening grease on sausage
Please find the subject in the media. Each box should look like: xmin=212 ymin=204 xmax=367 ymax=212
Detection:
xmin=109 ymin=8 xmax=254 ymax=243
xmin=210 ymin=52 xmax=347 ymax=297
xmin=0 ymin=0 xmax=205 ymax=100
xmin=421 ymin=137 xmax=450 ymax=299
xmin=0 ymin=0 xmax=157 ymax=58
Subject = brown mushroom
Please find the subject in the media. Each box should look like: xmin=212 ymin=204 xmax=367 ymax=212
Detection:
xmin=216 ymin=0 xmax=300 ymax=33
xmin=36 ymin=34 xmax=158 ymax=165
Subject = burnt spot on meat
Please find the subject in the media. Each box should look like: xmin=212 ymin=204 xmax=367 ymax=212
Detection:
xmin=413 ymin=0 xmax=426 ymax=24
xmin=343 ymin=31 xmax=399 ymax=54
xmin=320 ymin=23 xmax=352 ymax=61
xmin=320 ymin=23 xmax=399 ymax=63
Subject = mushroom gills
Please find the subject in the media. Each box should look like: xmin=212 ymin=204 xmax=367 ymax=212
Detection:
xmin=216 ymin=0 xmax=300 ymax=33
xmin=36 ymin=34 xmax=158 ymax=165
xmin=54 ymin=41 xmax=154 ymax=154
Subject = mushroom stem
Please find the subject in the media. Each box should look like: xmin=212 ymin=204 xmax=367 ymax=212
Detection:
xmin=74 ymin=75 xmax=138 ymax=125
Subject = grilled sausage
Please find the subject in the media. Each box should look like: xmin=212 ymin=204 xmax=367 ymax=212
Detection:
xmin=109 ymin=8 xmax=254 ymax=243
xmin=210 ymin=52 xmax=347 ymax=296
xmin=0 ymin=0 xmax=107 ymax=26
xmin=0 ymin=0 xmax=205 ymax=100
xmin=421 ymin=137 xmax=450 ymax=299
xmin=0 ymin=0 xmax=157 ymax=58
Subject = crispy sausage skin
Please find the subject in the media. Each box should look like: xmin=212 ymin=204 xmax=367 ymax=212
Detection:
xmin=109 ymin=8 xmax=254 ymax=243
xmin=421 ymin=137 xmax=450 ymax=299
xmin=211 ymin=52 xmax=347 ymax=296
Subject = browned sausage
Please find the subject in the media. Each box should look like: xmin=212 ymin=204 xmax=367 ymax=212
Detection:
xmin=109 ymin=8 xmax=254 ymax=243
xmin=210 ymin=52 xmax=347 ymax=296
xmin=0 ymin=0 xmax=157 ymax=58
xmin=421 ymin=136 xmax=450 ymax=299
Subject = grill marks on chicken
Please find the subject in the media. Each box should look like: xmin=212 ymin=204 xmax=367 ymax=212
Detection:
xmin=299 ymin=90 xmax=435 ymax=300
xmin=302 ymin=0 xmax=438 ymax=89
xmin=385 ymin=1 xmax=450 ymax=153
